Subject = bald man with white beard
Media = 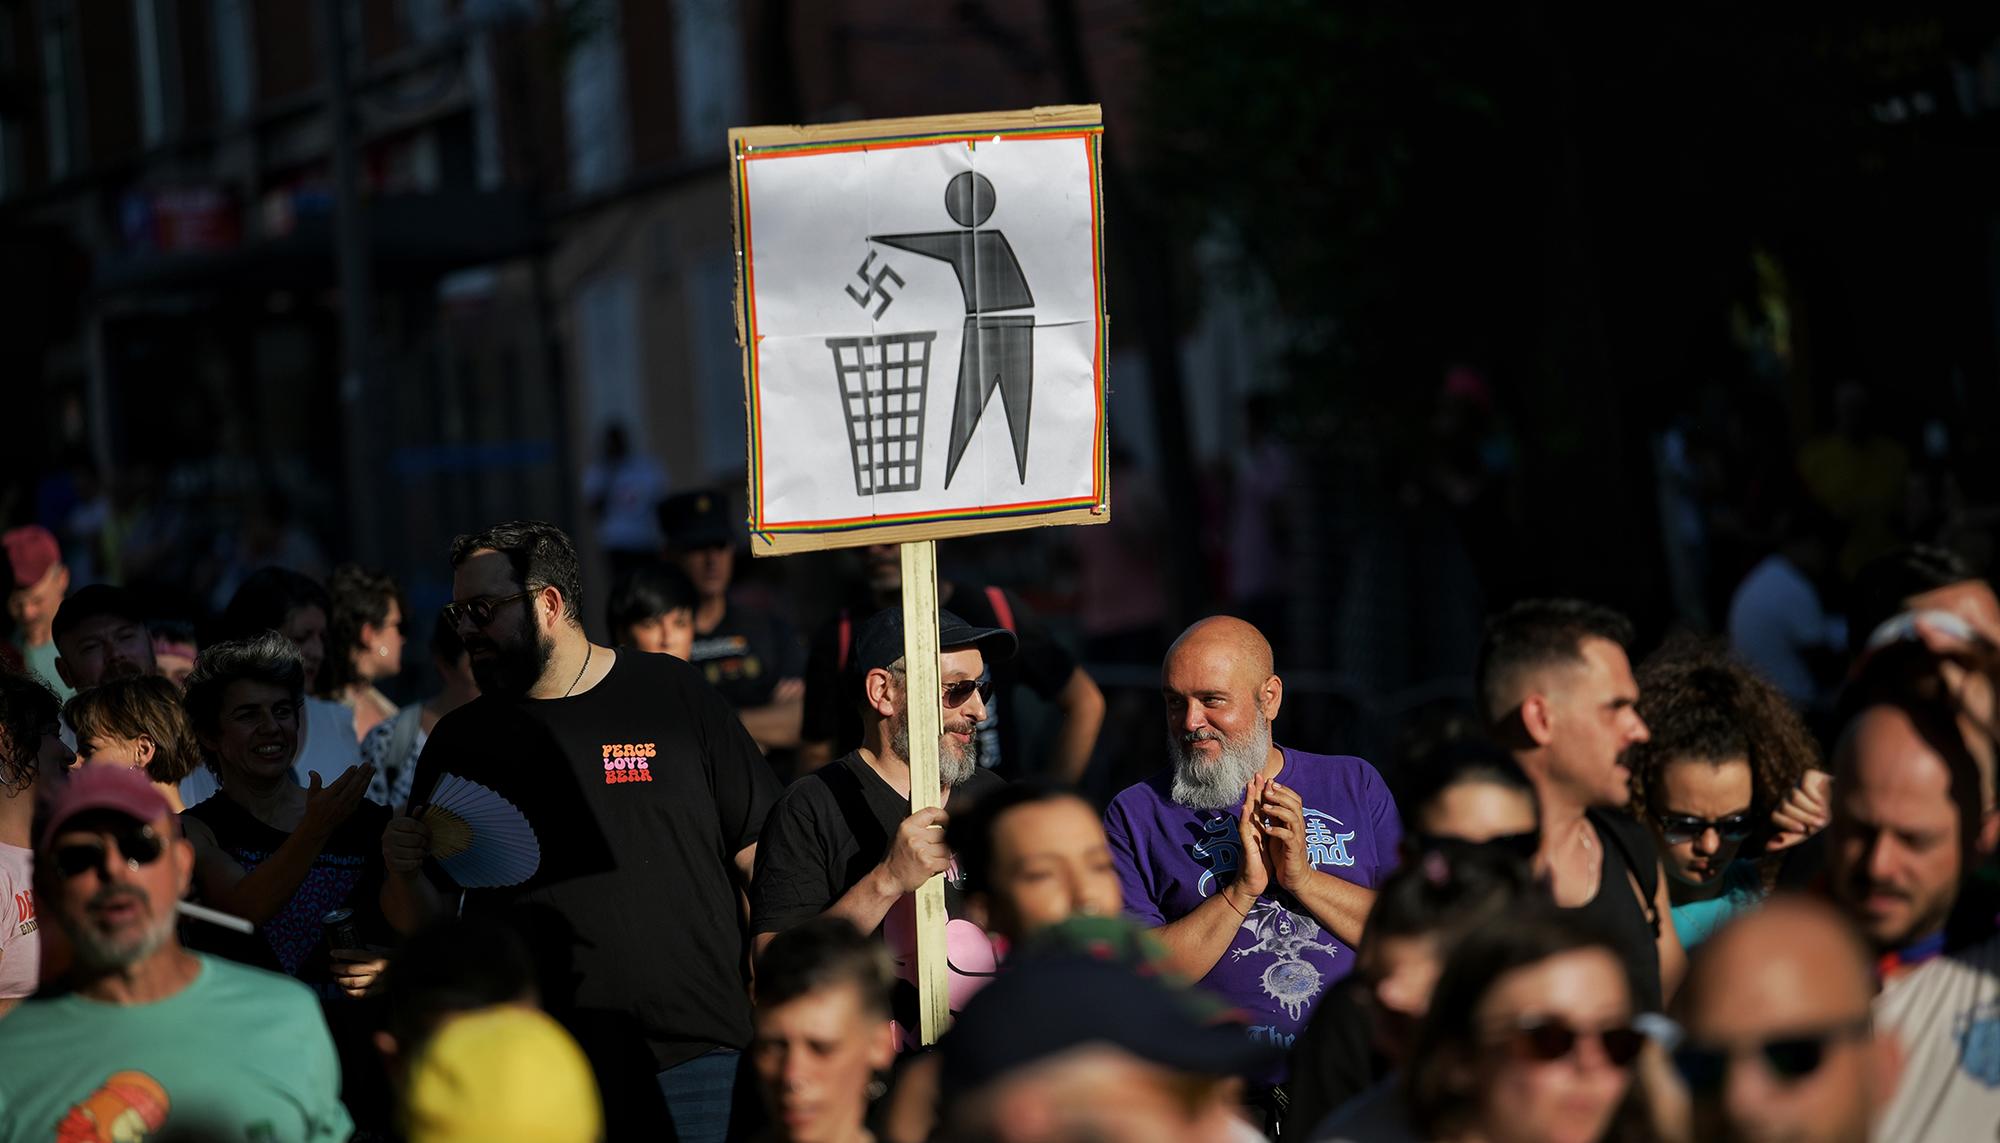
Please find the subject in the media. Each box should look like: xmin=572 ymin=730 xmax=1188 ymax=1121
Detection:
xmin=1102 ymin=617 xmax=1400 ymax=1117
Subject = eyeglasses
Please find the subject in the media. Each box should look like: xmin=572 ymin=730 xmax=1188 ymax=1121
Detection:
xmin=942 ymin=678 xmax=994 ymax=709
xmin=52 ymin=822 xmax=165 ymax=879
xmin=888 ymin=666 xmax=994 ymax=710
xmin=1495 ymin=1017 xmax=1648 ymax=1068
xmin=1672 ymin=1018 xmax=1872 ymax=1094
xmin=442 ymin=589 xmax=536 ymax=629
xmin=1411 ymin=830 xmax=1541 ymax=864
xmin=1654 ymin=812 xmax=1755 ymax=845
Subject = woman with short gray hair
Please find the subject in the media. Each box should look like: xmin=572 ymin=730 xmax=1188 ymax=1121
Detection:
xmin=180 ymin=632 xmax=392 ymax=1000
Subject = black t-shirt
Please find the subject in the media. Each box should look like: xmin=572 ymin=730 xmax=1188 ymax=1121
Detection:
xmin=183 ymin=794 xmax=392 ymax=1002
xmin=751 ymin=750 xmax=1004 ymax=1042
xmin=407 ymin=648 xmax=782 ymax=1070
xmin=689 ymin=598 xmax=805 ymax=711
xmin=800 ymin=584 xmax=1077 ymax=778
xmin=1285 ymin=974 xmax=1385 ymax=1130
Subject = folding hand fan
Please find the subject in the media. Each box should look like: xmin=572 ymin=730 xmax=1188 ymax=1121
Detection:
xmin=418 ymin=774 xmax=542 ymax=888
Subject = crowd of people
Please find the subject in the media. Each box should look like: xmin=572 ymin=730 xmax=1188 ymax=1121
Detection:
xmin=0 ymin=487 xmax=1998 ymax=1143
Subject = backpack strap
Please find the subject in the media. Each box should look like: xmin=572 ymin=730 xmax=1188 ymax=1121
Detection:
xmin=984 ymin=585 xmax=1016 ymax=634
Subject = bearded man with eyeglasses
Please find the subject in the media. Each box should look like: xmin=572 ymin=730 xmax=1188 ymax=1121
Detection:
xmin=0 ymin=765 xmax=350 ymax=1140
xmin=401 ymin=519 xmax=784 ymax=1143
xmin=750 ymin=606 xmax=1016 ymax=1049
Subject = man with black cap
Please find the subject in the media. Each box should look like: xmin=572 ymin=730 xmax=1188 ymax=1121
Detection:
xmin=52 ymin=584 xmax=159 ymax=693
xmin=0 ymin=765 xmax=350 ymax=1139
xmin=659 ymin=488 xmax=806 ymax=752
xmin=941 ymin=952 xmax=1271 ymax=1142
xmin=750 ymin=606 xmax=1014 ymax=1046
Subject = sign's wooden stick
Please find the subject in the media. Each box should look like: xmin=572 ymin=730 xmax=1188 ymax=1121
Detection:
xmin=899 ymin=540 xmax=951 ymax=1045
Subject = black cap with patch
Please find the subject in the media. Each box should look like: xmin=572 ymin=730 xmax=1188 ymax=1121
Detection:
xmin=851 ymin=606 xmax=1016 ymax=676
xmin=657 ymin=489 xmax=734 ymax=551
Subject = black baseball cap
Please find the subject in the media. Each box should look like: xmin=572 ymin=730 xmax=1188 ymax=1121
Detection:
xmin=657 ymin=489 xmax=734 ymax=551
xmin=52 ymin=584 xmax=148 ymax=646
xmin=851 ymin=606 xmax=1016 ymax=676
xmin=940 ymin=954 xmax=1280 ymax=1097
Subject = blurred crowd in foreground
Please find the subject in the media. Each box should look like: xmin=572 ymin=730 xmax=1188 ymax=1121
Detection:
xmin=0 ymin=471 xmax=1998 ymax=1142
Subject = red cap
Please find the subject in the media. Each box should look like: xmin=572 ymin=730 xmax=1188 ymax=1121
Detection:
xmin=36 ymin=765 xmax=171 ymax=852
xmin=3 ymin=526 xmax=60 ymax=589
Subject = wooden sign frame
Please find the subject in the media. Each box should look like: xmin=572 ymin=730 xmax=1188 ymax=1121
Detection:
xmin=728 ymin=105 xmax=1111 ymax=558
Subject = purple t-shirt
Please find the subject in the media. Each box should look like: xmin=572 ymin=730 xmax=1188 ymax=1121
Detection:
xmin=1103 ymin=747 xmax=1400 ymax=1062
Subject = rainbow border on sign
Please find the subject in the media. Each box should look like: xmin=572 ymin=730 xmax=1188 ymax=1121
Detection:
xmin=735 ymin=124 xmax=1109 ymax=537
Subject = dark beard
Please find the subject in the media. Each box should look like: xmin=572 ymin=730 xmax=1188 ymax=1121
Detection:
xmin=468 ymin=614 xmax=554 ymax=699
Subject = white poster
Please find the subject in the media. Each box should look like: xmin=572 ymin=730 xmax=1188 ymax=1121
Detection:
xmin=732 ymin=110 xmax=1109 ymax=551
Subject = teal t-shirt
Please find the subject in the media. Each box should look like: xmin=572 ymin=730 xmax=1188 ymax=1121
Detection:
xmin=14 ymin=637 xmax=71 ymax=702
xmin=0 ymin=954 xmax=351 ymax=1142
xmin=1670 ymin=860 xmax=1766 ymax=949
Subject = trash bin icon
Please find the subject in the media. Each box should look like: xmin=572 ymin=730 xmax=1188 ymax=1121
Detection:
xmin=826 ymin=331 xmax=937 ymax=496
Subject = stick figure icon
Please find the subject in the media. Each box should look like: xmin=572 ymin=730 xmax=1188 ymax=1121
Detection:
xmin=872 ymin=171 xmax=1035 ymax=487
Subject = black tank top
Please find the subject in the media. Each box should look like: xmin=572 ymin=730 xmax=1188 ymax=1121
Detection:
xmin=183 ymin=794 xmax=391 ymax=1000
xmin=1560 ymin=810 xmax=1663 ymax=1013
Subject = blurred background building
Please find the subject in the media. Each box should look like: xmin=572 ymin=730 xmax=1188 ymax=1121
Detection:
xmin=7 ymin=1 xmax=2000 ymax=767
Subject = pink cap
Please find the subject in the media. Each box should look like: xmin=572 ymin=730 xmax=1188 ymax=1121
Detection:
xmin=36 ymin=765 xmax=171 ymax=852
xmin=3 ymin=526 xmax=60 ymax=588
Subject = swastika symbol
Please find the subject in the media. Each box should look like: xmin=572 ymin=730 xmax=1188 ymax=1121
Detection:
xmin=844 ymin=251 xmax=905 ymax=319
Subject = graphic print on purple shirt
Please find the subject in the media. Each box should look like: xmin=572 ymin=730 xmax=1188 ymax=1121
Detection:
xmin=1102 ymin=747 xmax=1400 ymax=1063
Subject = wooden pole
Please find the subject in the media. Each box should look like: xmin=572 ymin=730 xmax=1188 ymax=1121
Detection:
xmin=899 ymin=540 xmax=952 ymax=1044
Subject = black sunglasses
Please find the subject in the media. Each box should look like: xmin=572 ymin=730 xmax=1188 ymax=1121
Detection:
xmin=1654 ymin=812 xmax=1755 ymax=845
xmin=1672 ymin=1018 xmax=1872 ymax=1094
xmin=52 ymin=822 xmax=166 ymax=879
xmin=442 ymin=589 xmax=536 ymax=629
xmin=1498 ymin=1017 xmax=1648 ymax=1068
xmin=1411 ymin=830 xmax=1542 ymax=864
xmin=941 ymin=678 xmax=995 ymax=710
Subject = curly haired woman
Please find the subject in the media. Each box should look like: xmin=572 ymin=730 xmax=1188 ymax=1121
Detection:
xmin=1627 ymin=641 xmax=1824 ymax=948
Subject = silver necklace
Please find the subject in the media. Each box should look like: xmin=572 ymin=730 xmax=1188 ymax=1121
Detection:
xmin=565 ymin=645 xmax=592 ymax=697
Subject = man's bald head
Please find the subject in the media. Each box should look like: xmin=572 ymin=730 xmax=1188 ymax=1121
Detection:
xmin=1161 ymin=617 xmax=1282 ymax=810
xmin=1164 ymin=616 xmax=1274 ymax=688
xmin=1683 ymin=897 xmax=1874 ymax=1023
xmin=1679 ymin=897 xmax=1894 ymax=1143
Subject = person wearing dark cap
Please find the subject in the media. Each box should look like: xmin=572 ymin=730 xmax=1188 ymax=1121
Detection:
xmin=0 ymin=765 xmax=351 ymax=1140
xmin=51 ymin=583 xmax=158 ymax=693
xmin=660 ymin=489 xmax=807 ymax=752
xmin=5 ymin=524 xmax=72 ymax=699
xmin=940 ymin=953 xmax=1272 ymax=1142
xmin=750 ymin=607 xmax=1014 ymax=1047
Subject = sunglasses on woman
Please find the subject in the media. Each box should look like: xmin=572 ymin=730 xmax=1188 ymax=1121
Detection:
xmin=52 ymin=822 xmax=166 ymax=879
xmin=1654 ymin=812 xmax=1755 ymax=845
xmin=1671 ymin=1017 xmax=1872 ymax=1094
xmin=1496 ymin=1016 xmax=1648 ymax=1068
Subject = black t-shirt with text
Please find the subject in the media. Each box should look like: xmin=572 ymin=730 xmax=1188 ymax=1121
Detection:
xmin=689 ymin=599 xmax=805 ymax=711
xmin=799 ymin=584 xmax=1077 ymax=777
xmin=751 ymin=750 xmax=1003 ymax=1044
xmin=407 ymin=648 xmax=782 ymax=1070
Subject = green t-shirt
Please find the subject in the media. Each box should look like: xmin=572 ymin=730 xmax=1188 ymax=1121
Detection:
xmin=0 ymin=954 xmax=351 ymax=1142
xmin=1669 ymin=860 xmax=1766 ymax=950
xmin=13 ymin=637 xmax=71 ymax=702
